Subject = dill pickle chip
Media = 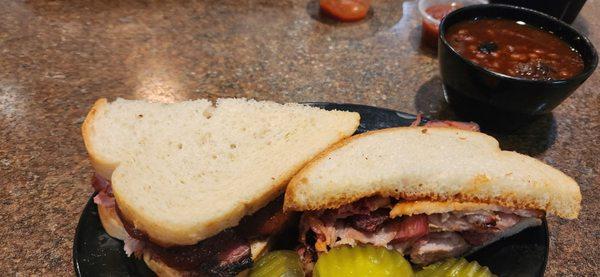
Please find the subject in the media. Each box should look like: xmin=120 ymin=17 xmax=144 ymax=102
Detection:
xmin=447 ymin=258 xmax=468 ymax=277
xmin=456 ymin=261 xmax=480 ymax=276
xmin=313 ymin=245 xmax=414 ymax=277
xmin=249 ymin=250 xmax=304 ymax=277
xmin=416 ymin=258 xmax=495 ymax=277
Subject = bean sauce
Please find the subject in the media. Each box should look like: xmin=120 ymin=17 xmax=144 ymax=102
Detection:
xmin=446 ymin=18 xmax=584 ymax=80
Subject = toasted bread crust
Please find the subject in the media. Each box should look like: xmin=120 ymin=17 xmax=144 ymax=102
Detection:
xmin=284 ymin=127 xmax=581 ymax=219
xmin=97 ymin=204 xmax=127 ymax=240
xmin=82 ymin=98 xmax=119 ymax=180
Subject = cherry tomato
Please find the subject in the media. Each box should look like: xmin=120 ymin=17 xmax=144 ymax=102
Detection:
xmin=320 ymin=0 xmax=371 ymax=22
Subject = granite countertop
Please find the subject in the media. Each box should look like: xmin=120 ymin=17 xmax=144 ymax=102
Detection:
xmin=1 ymin=0 xmax=598 ymax=275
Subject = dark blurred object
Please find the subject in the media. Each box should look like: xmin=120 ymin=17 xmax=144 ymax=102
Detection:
xmin=438 ymin=4 xmax=597 ymax=132
xmin=490 ymin=0 xmax=586 ymax=24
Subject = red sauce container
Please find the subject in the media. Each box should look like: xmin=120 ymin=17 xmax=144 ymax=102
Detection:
xmin=418 ymin=0 xmax=487 ymax=49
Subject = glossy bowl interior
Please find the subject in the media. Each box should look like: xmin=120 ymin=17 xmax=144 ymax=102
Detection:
xmin=438 ymin=4 xmax=597 ymax=131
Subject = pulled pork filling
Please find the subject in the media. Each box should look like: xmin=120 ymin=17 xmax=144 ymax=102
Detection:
xmin=298 ymin=196 xmax=544 ymax=266
xmin=91 ymin=174 xmax=295 ymax=276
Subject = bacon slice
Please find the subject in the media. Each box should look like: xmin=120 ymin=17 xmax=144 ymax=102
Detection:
xmin=392 ymin=214 xmax=429 ymax=241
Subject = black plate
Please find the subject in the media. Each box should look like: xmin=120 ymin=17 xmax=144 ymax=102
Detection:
xmin=73 ymin=103 xmax=548 ymax=277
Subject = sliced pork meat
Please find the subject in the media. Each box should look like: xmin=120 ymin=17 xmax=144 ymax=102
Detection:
xmin=461 ymin=231 xmax=498 ymax=246
xmin=101 ymin=174 xmax=290 ymax=276
xmin=92 ymin=174 xmax=115 ymax=207
xmin=93 ymin=191 xmax=115 ymax=207
xmin=123 ymin=234 xmax=145 ymax=258
xmin=300 ymin=211 xmax=429 ymax=252
xmin=464 ymin=212 xmax=497 ymax=229
xmin=300 ymin=196 xmax=544 ymax=267
xmin=348 ymin=209 xmax=390 ymax=232
xmin=410 ymin=232 xmax=470 ymax=264
xmin=512 ymin=209 xmax=545 ymax=218
xmin=91 ymin=173 xmax=111 ymax=192
xmin=146 ymin=228 xmax=252 ymax=276
xmin=333 ymin=221 xmax=398 ymax=247
xmin=428 ymin=213 xmax=473 ymax=232
xmin=332 ymin=196 xmax=391 ymax=218
xmin=494 ymin=212 xmax=522 ymax=230
xmin=428 ymin=210 xmax=530 ymax=233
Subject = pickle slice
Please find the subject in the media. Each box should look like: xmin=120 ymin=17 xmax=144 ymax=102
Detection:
xmin=249 ymin=250 xmax=304 ymax=277
xmin=313 ymin=245 xmax=414 ymax=277
xmin=416 ymin=258 xmax=496 ymax=277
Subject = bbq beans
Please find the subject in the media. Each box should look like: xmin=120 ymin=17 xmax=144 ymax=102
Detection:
xmin=446 ymin=19 xmax=584 ymax=81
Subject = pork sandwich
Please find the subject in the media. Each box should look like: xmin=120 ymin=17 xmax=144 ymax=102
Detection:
xmin=283 ymin=127 xmax=581 ymax=268
xmin=82 ymin=98 xmax=360 ymax=276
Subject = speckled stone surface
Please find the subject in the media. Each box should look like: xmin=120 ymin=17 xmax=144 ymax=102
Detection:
xmin=0 ymin=0 xmax=598 ymax=275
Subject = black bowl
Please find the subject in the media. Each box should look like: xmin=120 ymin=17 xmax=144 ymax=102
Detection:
xmin=489 ymin=0 xmax=587 ymax=24
xmin=438 ymin=4 xmax=597 ymax=131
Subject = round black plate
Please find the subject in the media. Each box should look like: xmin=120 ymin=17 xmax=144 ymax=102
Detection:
xmin=73 ymin=103 xmax=548 ymax=277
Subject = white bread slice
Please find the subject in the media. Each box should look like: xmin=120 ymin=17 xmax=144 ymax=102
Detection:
xmin=83 ymin=98 xmax=359 ymax=246
xmin=284 ymin=127 xmax=580 ymax=219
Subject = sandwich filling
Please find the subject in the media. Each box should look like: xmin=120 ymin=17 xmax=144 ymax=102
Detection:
xmin=92 ymin=174 xmax=296 ymax=276
xmin=298 ymin=196 xmax=544 ymax=266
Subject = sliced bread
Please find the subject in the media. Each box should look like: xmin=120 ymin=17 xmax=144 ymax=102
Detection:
xmin=83 ymin=98 xmax=360 ymax=246
xmin=284 ymin=127 xmax=580 ymax=219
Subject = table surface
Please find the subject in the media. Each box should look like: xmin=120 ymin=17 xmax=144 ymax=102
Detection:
xmin=1 ymin=0 xmax=598 ymax=275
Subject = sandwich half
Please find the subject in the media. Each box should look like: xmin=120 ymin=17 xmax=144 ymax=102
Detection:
xmin=82 ymin=98 xmax=360 ymax=276
xmin=284 ymin=126 xmax=581 ymax=268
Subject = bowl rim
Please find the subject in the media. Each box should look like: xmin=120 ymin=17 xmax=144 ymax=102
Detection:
xmin=438 ymin=3 xmax=598 ymax=85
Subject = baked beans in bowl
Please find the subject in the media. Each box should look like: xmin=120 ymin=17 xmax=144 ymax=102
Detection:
xmin=438 ymin=4 xmax=597 ymax=131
